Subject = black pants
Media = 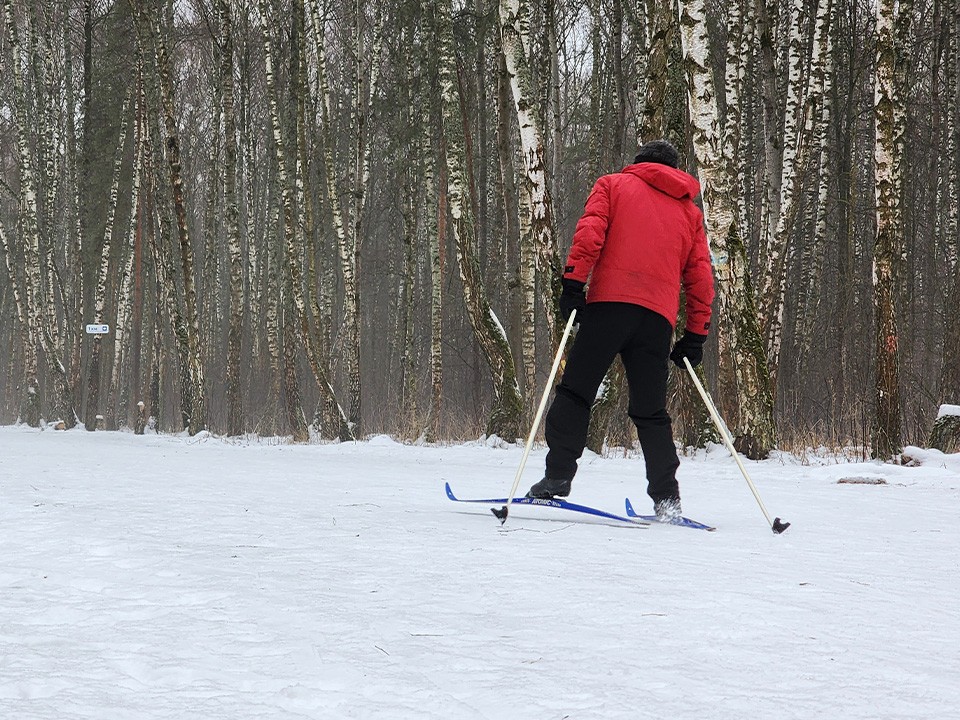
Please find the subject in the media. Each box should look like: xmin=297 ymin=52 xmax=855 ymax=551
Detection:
xmin=544 ymin=302 xmax=680 ymax=502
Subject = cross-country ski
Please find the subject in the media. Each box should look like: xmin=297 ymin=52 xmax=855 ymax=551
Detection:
xmin=445 ymin=482 xmax=649 ymax=527
xmin=624 ymin=496 xmax=716 ymax=531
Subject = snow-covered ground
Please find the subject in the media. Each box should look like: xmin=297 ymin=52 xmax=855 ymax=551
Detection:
xmin=2 ymin=425 xmax=958 ymax=720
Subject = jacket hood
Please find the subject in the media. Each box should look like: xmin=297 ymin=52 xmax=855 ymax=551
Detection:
xmin=623 ymin=162 xmax=701 ymax=200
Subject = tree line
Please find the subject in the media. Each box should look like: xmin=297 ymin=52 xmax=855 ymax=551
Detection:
xmin=0 ymin=0 xmax=957 ymax=460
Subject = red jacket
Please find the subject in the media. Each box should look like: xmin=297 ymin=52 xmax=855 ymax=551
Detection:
xmin=563 ymin=163 xmax=715 ymax=334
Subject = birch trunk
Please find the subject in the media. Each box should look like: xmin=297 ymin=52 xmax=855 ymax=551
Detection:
xmin=872 ymin=0 xmax=911 ymax=459
xmin=239 ymin=5 xmax=262 ymax=367
xmin=759 ymin=0 xmax=810 ymax=383
xmin=345 ymin=0 xmax=365 ymax=430
xmin=351 ymin=4 xmax=383 ymax=430
xmin=65 ymin=2 xmax=84 ymax=415
xmin=423 ymin=22 xmax=443 ymax=442
xmin=496 ymin=51 xmax=521 ymax=283
xmin=589 ymin=0 xmax=602 ymax=173
xmin=0 ymin=219 xmax=37 ymax=425
xmin=398 ymin=41 xmax=418 ymax=421
xmin=610 ymin=0 xmax=626 ymax=160
xmin=108 ymin=81 xmax=145 ymax=430
xmin=2 ymin=0 xmax=75 ymax=428
xmin=219 ymin=0 xmax=245 ymax=436
xmin=305 ymin=0 xmax=363 ymax=438
xmin=85 ymin=88 xmax=132 ymax=431
xmin=260 ymin=0 xmax=353 ymax=441
xmin=152 ymin=201 xmax=195 ymax=432
xmin=282 ymin=295 xmax=309 ymax=442
xmin=400 ymin=171 xmax=417 ymax=419
xmin=677 ymin=0 xmax=748 ymax=448
xmin=143 ymin=90 xmax=194 ymax=432
xmin=438 ymin=0 xmax=523 ymax=440
xmin=427 ymin=138 xmax=444 ymax=441
xmin=149 ymin=261 xmax=164 ymax=430
xmin=265 ymin=206 xmax=283 ymax=422
xmin=30 ymin=6 xmax=65 ymax=366
xmin=753 ymin=0 xmax=783 ymax=258
xmin=546 ymin=0 xmax=562 ymax=204
xmin=134 ymin=0 xmax=208 ymax=433
xmin=639 ymin=0 xmax=668 ymax=139
xmin=678 ymin=0 xmax=776 ymax=458
xmin=796 ymin=0 xmax=835 ymax=364
xmin=941 ymin=0 xmax=960 ymax=402
xmin=500 ymin=0 xmax=559 ymax=381
xmin=201 ymin=64 xmax=222 ymax=371
xmin=309 ymin=0 xmax=382 ymax=432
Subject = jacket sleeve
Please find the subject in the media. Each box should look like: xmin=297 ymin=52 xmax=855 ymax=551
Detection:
xmin=682 ymin=207 xmax=715 ymax=335
xmin=563 ymin=176 xmax=611 ymax=283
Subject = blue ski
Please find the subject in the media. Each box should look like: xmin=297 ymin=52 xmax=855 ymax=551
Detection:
xmin=445 ymin=483 xmax=649 ymax=527
xmin=624 ymin=497 xmax=716 ymax=531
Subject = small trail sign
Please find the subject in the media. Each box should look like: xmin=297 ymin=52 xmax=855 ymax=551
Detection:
xmin=86 ymin=324 xmax=110 ymax=335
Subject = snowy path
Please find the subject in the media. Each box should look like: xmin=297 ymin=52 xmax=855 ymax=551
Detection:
xmin=1 ymin=426 xmax=958 ymax=719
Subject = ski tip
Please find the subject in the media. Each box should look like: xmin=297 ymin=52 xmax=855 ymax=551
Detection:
xmin=444 ymin=482 xmax=457 ymax=501
xmin=772 ymin=517 xmax=791 ymax=534
xmin=624 ymin=497 xmax=638 ymax=517
xmin=491 ymin=506 xmax=508 ymax=524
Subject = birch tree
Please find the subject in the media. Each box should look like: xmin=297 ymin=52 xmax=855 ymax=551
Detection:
xmin=146 ymin=114 xmax=195 ymax=432
xmin=421 ymin=3 xmax=444 ymax=441
xmin=85 ymin=88 xmax=132 ymax=430
xmin=872 ymin=0 xmax=911 ymax=459
xmin=0 ymin=219 xmax=38 ymax=425
xmin=758 ymin=0 xmax=810 ymax=383
xmin=341 ymin=0 xmax=378 ymax=431
xmin=942 ymin=0 xmax=960 ymax=405
xmin=437 ymin=0 xmax=523 ymax=439
xmin=2 ymin=0 xmax=76 ymax=428
xmin=107 ymin=81 xmax=145 ymax=430
xmin=500 ymin=0 xmax=559 ymax=409
xmin=68 ymin=0 xmax=93 ymax=410
xmin=132 ymin=0 xmax=207 ymax=433
xmin=678 ymin=0 xmax=776 ymax=458
xmin=218 ymin=0 xmax=245 ymax=436
xmin=260 ymin=0 xmax=352 ymax=441
xmin=304 ymin=0 xmax=371 ymax=437
xmin=795 ymin=0 xmax=835 ymax=363
xmin=753 ymin=0 xmax=784 ymax=256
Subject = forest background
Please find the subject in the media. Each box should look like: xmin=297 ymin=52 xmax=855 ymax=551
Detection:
xmin=0 ymin=0 xmax=957 ymax=461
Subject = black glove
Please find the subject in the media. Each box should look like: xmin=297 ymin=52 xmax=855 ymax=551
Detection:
xmin=559 ymin=278 xmax=586 ymax=323
xmin=670 ymin=331 xmax=708 ymax=368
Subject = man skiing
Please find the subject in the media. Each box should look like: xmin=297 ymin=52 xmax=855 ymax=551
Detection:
xmin=526 ymin=139 xmax=715 ymax=522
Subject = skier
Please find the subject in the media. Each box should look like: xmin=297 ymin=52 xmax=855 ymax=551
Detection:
xmin=526 ymin=139 xmax=715 ymax=522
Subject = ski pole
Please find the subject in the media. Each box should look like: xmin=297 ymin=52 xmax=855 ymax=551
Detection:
xmin=682 ymin=357 xmax=790 ymax=534
xmin=492 ymin=309 xmax=578 ymax=525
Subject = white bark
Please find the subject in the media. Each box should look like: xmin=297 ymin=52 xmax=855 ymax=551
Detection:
xmin=678 ymin=0 xmax=776 ymax=458
xmin=797 ymin=0 xmax=834 ymax=360
xmin=500 ymin=0 xmax=559 ymax=410
xmin=260 ymin=0 xmax=353 ymax=441
xmin=140 ymin=1 xmax=207 ymax=432
xmin=759 ymin=0 xmax=810 ymax=380
xmin=872 ymin=0 xmax=910 ymax=459
xmin=2 ymin=0 xmax=75 ymax=427
xmin=219 ymin=0 xmax=245 ymax=436
xmin=438 ymin=0 xmax=523 ymax=439
xmin=108 ymin=83 xmax=144 ymax=429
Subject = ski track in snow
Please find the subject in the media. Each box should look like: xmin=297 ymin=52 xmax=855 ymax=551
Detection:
xmin=1 ymin=426 xmax=958 ymax=719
